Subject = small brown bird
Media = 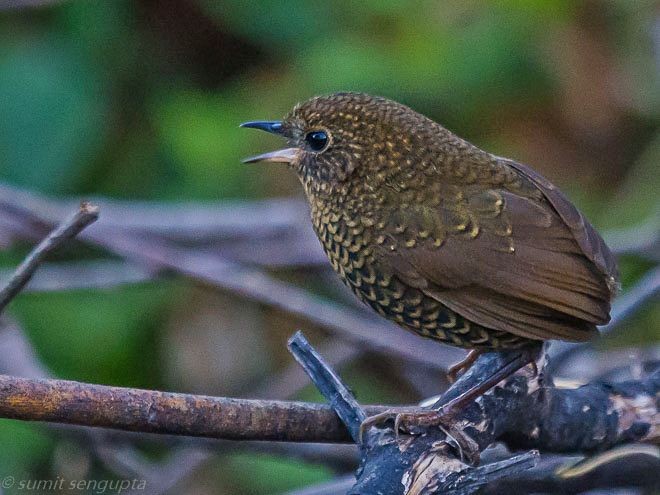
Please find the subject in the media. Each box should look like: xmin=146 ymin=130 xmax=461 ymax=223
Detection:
xmin=242 ymin=92 xmax=618 ymax=430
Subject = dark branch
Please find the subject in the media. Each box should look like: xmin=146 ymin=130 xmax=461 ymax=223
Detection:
xmin=482 ymin=446 xmax=660 ymax=494
xmin=288 ymin=331 xmax=366 ymax=442
xmin=285 ymin=333 xmax=658 ymax=494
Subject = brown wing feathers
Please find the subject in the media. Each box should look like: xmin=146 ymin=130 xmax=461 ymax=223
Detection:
xmin=382 ymin=163 xmax=616 ymax=342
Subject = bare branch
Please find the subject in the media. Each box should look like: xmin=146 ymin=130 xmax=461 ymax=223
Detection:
xmin=0 ymin=374 xmax=388 ymax=442
xmin=0 ymin=184 xmax=465 ymax=371
xmin=0 ymin=202 xmax=99 ymax=314
xmin=482 ymin=446 xmax=660 ymax=494
xmin=2 ymin=182 xmax=654 ymax=267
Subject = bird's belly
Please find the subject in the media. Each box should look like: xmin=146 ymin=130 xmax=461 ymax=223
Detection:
xmin=349 ymin=272 xmax=522 ymax=349
xmin=319 ymin=232 xmax=526 ymax=349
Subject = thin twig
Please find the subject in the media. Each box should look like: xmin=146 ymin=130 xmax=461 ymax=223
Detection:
xmin=0 ymin=202 xmax=99 ymax=314
xmin=482 ymin=446 xmax=660 ymax=494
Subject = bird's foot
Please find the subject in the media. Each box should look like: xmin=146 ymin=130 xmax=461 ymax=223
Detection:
xmin=358 ymin=409 xmax=399 ymax=443
xmin=358 ymin=408 xmax=480 ymax=465
xmin=394 ymin=408 xmax=481 ymax=465
xmin=447 ymin=349 xmax=484 ymax=383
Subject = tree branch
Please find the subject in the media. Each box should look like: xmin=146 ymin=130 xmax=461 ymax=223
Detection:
xmin=482 ymin=446 xmax=660 ymax=494
xmin=0 ymin=365 xmax=654 ymax=450
xmin=285 ymin=332 xmax=657 ymax=494
xmin=0 ymin=374 xmax=387 ymax=442
xmin=0 ymin=189 xmax=465 ymax=371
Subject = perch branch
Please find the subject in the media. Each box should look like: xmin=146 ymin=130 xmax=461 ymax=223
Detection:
xmin=286 ymin=332 xmax=658 ymax=494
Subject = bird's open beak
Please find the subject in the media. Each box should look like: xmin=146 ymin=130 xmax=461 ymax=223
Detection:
xmin=240 ymin=120 xmax=300 ymax=164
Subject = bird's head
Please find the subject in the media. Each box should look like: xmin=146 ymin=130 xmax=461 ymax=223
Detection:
xmin=242 ymin=92 xmax=430 ymax=196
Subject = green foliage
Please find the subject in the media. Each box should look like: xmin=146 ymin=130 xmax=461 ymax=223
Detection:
xmin=0 ymin=422 xmax=52 ymax=481
xmin=0 ymin=39 xmax=108 ymax=193
xmin=11 ymin=282 xmax=176 ymax=386
xmin=223 ymin=452 xmax=333 ymax=494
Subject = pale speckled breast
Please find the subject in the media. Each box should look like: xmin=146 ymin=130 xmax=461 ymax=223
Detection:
xmin=311 ymin=205 xmax=528 ymax=349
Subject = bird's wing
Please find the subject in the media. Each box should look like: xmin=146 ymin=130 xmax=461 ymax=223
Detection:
xmin=376 ymin=179 xmax=614 ymax=342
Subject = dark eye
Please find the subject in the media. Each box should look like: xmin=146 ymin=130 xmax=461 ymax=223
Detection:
xmin=305 ymin=130 xmax=329 ymax=151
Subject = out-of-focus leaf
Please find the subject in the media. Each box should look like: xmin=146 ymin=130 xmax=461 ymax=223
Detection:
xmin=199 ymin=0 xmax=337 ymax=47
xmin=293 ymin=8 xmax=550 ymax=131
xmin=151 ymin=89 xmax=263 ymax=198
xmin=12 ymin=282 xmax=176 ymax=386
xmin=224 ymin=453 xmax=333 ymax=494
xmin=0 ymin=421 xmax=51 ymax=480
xmin=0 ymin=38 xmax=108 ymax=193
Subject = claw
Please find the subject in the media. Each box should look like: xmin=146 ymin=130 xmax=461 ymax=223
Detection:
xmin=397 ymin=409 xmax=481 ymax=465
xmin=360 ymin=409 xmax=481 ymax=464
xmin=358 ymin=410 xmax=398 ymax=443
xmin=530 ymin=359 xmax=539 ymax=377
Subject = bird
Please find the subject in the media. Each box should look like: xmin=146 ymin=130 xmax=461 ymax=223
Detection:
xmin=241 ymin=92 xmax=619 ymax=440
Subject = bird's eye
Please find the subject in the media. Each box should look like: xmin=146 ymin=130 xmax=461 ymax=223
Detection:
xmin=305 ymin=130 xmax=329 ymax=152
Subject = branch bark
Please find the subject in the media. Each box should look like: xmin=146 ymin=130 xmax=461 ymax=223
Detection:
xmin=0 ymin=183 xmax=657 ymax=493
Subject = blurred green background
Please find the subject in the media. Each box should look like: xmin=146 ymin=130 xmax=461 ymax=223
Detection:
xmin=0 ymin=0 xmax=658 ymax=493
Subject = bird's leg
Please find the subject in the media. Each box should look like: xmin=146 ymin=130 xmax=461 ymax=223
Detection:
xmin=447 ymin=349 xmax=484 ymax=383
xmin=359 ymin=347 xmax=540 ymax=462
